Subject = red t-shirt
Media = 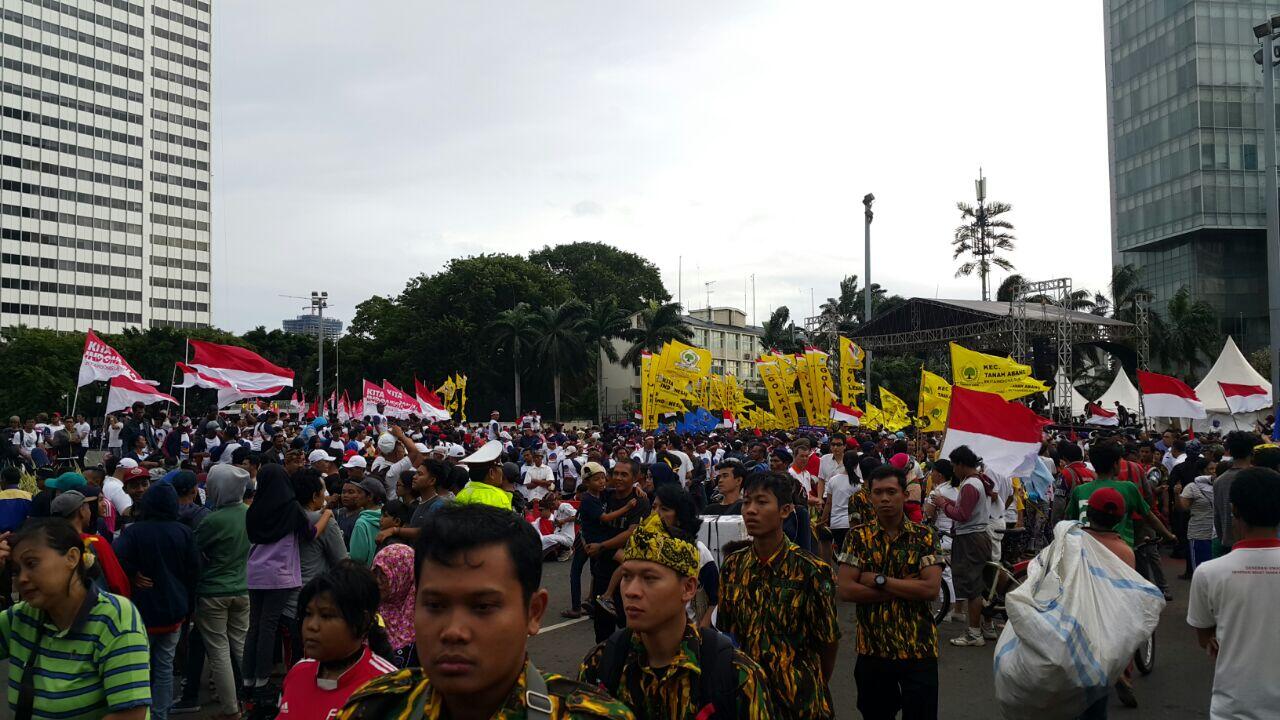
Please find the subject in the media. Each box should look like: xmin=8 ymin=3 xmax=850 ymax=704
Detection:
xmin=278 ymin=647 xmax=398 ymax=720
xmin=82 ymin=533 xmax=130 ymax=598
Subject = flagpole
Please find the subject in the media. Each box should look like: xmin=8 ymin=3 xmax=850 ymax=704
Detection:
xmin=70 ymin=384 xmax=81 ymax=418
xmin=182 ymin=339 xmax=190 ymax=416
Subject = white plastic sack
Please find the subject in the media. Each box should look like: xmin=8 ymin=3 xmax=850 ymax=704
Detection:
xmin=993 ymin=521 xmax=1165 ymax=720
xmin=698 ymin=514 xmax=750 ymax=566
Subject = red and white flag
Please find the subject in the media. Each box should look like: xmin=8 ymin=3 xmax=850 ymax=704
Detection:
xmin=414 ymin=378 xmax=452 ymax=422
xmin=362 ymin=379 xmax=389 ymax=417
xmin=632 ymin=409 xmax=643 ymax=423
xmin=188 ymin=340 xmax=294 ymax=393
xmin=105 ymin=376 xmax=177 ymax=415
xmin=174 ymin=361 xmax=233 ymax=390
xmin=1219 ymin=382 xmax=1271 ymax=414
xmin=77 ymin=330 xmax=144 ymax=386
xmin=716 ymin=411 xmax=737 ymax=429
xmin=1084 ymin=402 xmax=1119 ymax=426
xmin=939 ymin=386 xmax=1050 ymax=477
xmin=1138 ymin=370 xmax=1206 ymax=419
xmin=830 ymin=401 xmax=863 ymax=427
xmin=382 ymin=381 xmax=418 ymax=419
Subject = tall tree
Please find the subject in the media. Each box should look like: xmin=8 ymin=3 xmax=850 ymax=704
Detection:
xmin=579 ymin=298 xmax=631 ymax=425
xmin=952 ymin=200 xmax=1016 ymax=301
xmin=531 ymin=301 xmax=590 ymax=422
xmin=529 ymin=242 xmax=670 ymax=313
xmin=1158 ymin=286 xmax=1219 ymax=379
xmin=759 ymin=307 xmax=805 ymax=354
xmin=620 ymin=301 xmax=693 ymax=368
xmin=487 ymin=303 xmax=539 ymax=419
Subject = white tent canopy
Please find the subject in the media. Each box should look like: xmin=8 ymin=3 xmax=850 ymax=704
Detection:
xmin=1194 ymin=336 xmax=1271 ymax=428
xmin=1096 ymin=369 xmax=1141 ymax=411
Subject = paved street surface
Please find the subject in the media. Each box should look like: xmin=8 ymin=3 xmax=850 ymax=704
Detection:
xmin=9 ymin=553 xmax=1204 ymax=720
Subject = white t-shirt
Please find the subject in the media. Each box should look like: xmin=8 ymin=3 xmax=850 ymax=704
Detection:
xmin=931 ymin=483 xmax=961 ymax=535
xmin=1187 ymin=541 xmax=1280 ymax=719
xmin=987 ymin=470 xmax=1015 ymax=526
xmin=823 ymin=472 xmax=857 ymax=530
xmin=817 ymin=453 xmax=845 ymax=483
xmin=788 ymin=465 xmax=814 ymax=497
xmin=521 ymin=464 xmax=553 ymax=501
xmin=668 ymin=449 xmax=693 ymax=487
xmin=370 ymin=456 xmax=412 ymax=501
xmin=107 ymin=422 xmax=123 ymax=449
xmin=631 ymin=448 xmax=659 ymax=465
xmin=75 ymin=422 xmax=91 ymax=448
xmin=553 ymin=503 xmax=577 ymax=540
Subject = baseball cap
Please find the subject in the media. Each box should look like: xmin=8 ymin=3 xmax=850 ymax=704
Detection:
xmin=1087 ymin=487 xmax=1126 ymax=516
xmin=377 ymin=434 xmax=398 ymax=455
xmin=123 ymin=467 xmax=149 ymax=482
xmin=447 ymin=444 xmax=467 ymax=459
xmin=581 ymin=461 xmax=607 ymax=478
xmin=889 ymin=453 xmax=911 ymax=470
xmin=356 ymin=478 xmax=386 ymax=502
xmin=47 ymin=472 xmax=87 ymax=492
xmin=501 ymin=461 xmax=521 ymax=484
xmin=50 ymin=490 xmax=93 ymax=518
xmin=343 ymin=455 xmax=367 ymax=470
xmin=117 ymin=458 xmax=139 ymax=470
xmin=460 ymin=440 xmax=503 ymax=464
xmin=307 ymin=449 xmax=332 ymax=465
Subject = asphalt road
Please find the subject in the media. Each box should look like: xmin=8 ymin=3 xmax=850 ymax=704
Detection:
xmin=28 ymin=552 xmax=1207 ymax=720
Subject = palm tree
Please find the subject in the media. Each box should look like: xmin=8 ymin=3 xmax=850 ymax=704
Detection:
xmin=580 ymin=298 xmax=631 ymax=425
xmin=531 ymin=300 xmax=590 ymax=422
xmin=759 ymin=306 xmax=804 ymax=354
xmin=487 ymin=303 xmax=538 ymax=419
xmin=953 ymin=200 xmax=1016 ymax=301
xmin=620 ymin=301 xmax=693 ymax=368
xmin=1158 ymin=286 xmax=1219 ymax=379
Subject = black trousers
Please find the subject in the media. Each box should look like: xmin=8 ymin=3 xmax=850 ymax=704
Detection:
xmin=589 ymin=555 xmax=622 ymax=643
xmin=854 ymin=655 xmax=938 ymax=720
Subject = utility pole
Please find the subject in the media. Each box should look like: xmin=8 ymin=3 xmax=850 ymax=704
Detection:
xmin=975 ymin=169 xmax=990 ymax=302
xmin=863 ymin=193 xmax=875 ymax=394
xmin=311 ymin=291 xmax=328 ymax=413
xmin=1263 ymin=26 xmax=1280 ymax=405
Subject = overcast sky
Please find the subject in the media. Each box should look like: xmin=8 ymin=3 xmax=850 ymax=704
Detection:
xmin=211 ymin=1 xmax=1110 ymax=333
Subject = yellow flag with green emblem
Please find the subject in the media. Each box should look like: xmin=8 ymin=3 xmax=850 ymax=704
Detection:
xmin=917 ymin=368 xmax=951 ymax=432
xmin=949 ymin=342 xmax=1048 ymax=400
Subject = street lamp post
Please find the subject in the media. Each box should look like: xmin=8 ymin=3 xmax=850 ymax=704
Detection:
xmin=311 ymin=291 xmax=328 ymax=413
xmin=1254 ymin=18 xmax=1280 ymax=407
xmin=863 ymin=193 xmax=875 ymax=395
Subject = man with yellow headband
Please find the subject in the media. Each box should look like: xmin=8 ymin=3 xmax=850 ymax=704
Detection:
xmin=579 ymin=513 xmax=773 ymax=719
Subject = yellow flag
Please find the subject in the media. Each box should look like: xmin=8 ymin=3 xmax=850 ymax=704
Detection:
xmin=757 ymin=360 xmax=798 ymax=428
xmin=658 ymin=340 xmax=711 ymax=382
xmin=839 ymin=338 xmax=865 ymax=405
xmin=917 ymin=368 xmax=951 ymax=432
xmin=879 ymin=387 xmax=911 ymax=431
xmin=949 ymin=342 xmax=1049 ymax=401
xmin=457 ymin=374 xmax=468 ymax=423
xmin=862 ymin=402 xmax=883 ymax=430
xmin=438 ymin=376 xmax=457 ymax=405
xmin=641 ymin=351 xmax=656 ymax=430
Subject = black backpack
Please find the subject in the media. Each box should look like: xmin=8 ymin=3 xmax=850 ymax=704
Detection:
xmin=596 ymin=626 xmax=738 ymax=719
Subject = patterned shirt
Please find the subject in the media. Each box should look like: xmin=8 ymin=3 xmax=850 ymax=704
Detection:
xmin=716 ymin=540 xmax=840 ymax=719
xmin=338 ymin=659 xmax=635 ymax=720
xmin=578 ymin=624 xmax=774 ymax=720
xmin=847 ymin=486 xmax=874 ymax=527
xmin=837 ymin=519 xmax=944 ymax=660
xmin=0 ymin=590 xmax=151 ymax=720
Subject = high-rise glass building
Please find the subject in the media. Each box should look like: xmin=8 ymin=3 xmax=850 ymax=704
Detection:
xmin=0 ymin=0 xmax=211 ymax=333
xmin=1104 ymin=0 xmax=1272 ymax=350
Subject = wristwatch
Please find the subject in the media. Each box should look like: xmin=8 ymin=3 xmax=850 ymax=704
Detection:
xmin=874 ymin=574 xmax=887 ymax=588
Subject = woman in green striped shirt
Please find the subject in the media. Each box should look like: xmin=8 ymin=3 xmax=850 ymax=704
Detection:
xmin=0 ymin=517 xmax=151 ymax=720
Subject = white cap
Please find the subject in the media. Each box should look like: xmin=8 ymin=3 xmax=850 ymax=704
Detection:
xmin=308 ymin=449 xmax=331 ymax=465
xmin=414 ymin=442 xmax=429 ymax=454
xmin=329 ymin=439 xmax=345 ymax=451
xmin=343 ymin=455 xmax=367 ymax=469
xmin=499 ymin=431 xmax=511 ymax=440
xmin=430 ymin=445 xmax=448 ymax=457
xmin=447 ymin=444 xmax=466 ymax=459
xmin=459 ymin=440 xmax=504 ymax=464
xmin=117 ymin=458 xmax=139 ymax=469
xmin=377 ymin=434 xmax=397 ymax=455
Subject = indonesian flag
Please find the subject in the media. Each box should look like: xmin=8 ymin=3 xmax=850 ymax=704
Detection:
xmin=362 ymin=379 xmax=389 ymax=417
xmin=717 ymin=411 xmax=737 ymax=429
xmin=1138 ymin=371 xmax=1206 ymax=419
xmin=830 ymin=401 xmax=863 ymax=426
xmin=1084 ymin=402 xmax=1119 ymax=426
xmin=633 ymin=409 xmax=643 ymax=422
xmin=939 ymin=386 xmax=1050 ymax=477
xmin=414 ymin=378 xmax=452 ymax=422
xmin=1219 ymin=382 xmax=1271 ymax=414
xmin=105 ymin=376 xmax=177 ymax=415
xmin=188 ymin=340 xmax=294 ymax=392
xmin=337 ymin=391 xmax=352 ymax=422
xmin=382 ymin=381 xmax=418 ymax=419
xmin=174 ymin=361 xmax=233 ymax=390
xmin=77 ymin=330 xmax=145 ymax=386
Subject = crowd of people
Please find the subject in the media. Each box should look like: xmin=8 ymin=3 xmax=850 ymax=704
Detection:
xmin=0 ymin=401 xmax=1275 ymax=719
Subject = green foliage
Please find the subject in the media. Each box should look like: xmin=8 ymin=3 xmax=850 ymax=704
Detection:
xmin=529 ymin=242 xmax=669 ymax=313
xmin=620 ymin=301 xmax=693 ymax=368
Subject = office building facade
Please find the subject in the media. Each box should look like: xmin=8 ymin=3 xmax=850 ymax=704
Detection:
xmin=0 ymin=0 xmax=212 ymax=333
xmin=283 ymin=312 xmax=342 ymax=340
xmin=1104 ymin=0 xmax=1271 ymax=349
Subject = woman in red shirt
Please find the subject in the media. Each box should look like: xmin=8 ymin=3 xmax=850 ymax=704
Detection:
xmin=278 ymin=561 xmax=398 ymax=720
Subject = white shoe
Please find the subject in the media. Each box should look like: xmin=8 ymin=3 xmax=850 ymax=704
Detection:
xmin=982 ymin=626 xmax=1001 ymax=640
xmin=950 ymin=631 xmax=986 ymax=647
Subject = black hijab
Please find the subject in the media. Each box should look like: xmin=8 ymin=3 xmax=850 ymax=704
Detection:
xmin=246 ymin=464 xmax=310 ymax=544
